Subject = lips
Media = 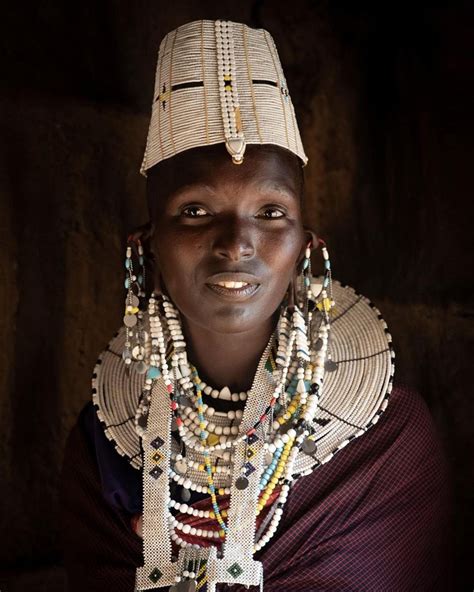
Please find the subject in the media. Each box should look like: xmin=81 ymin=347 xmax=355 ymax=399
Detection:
xmin=205 ymin=272 xmax=261 ymax=299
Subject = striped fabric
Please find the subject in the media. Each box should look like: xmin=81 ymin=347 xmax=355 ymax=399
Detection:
xmin=59 ymin=385 xmax=453 ymax=591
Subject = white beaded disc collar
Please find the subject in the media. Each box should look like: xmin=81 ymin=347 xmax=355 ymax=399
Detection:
xmin=92 ymin=278 xmax=395 ymax=479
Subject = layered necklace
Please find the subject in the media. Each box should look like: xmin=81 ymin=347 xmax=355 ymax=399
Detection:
xmin=132 ymin=244 xmax=334 ymax=591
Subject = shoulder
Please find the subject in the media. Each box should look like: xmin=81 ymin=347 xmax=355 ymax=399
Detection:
xmin=290 ymin=383 xmax=450 ymax=506
xmin=376 ymin=383 xmax=445 ymax=461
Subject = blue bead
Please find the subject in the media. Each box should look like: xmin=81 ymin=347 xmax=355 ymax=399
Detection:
xmin=147 ymin=367 xmax=161 ymax=379
xmin=303 ymin=258 xmax=309 ymax=270
xmin=139 ymin=256 xmax=144 ymax=265
xmin=304 ymin=277 xmax=311 ymax=287
xmin=138 ymin=274 xmax=143 ymax=286
xmin=325 ymin=260 xmax=330 ymax=270
xmin=124 ymin=278 xmax=130 ymax=289
xmin=125 ymin=259 xmax=131 ymax=269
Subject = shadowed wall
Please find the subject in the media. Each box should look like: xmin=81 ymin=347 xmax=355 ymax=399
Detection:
xmin=0 ymin=1 xmax=472 ymax=590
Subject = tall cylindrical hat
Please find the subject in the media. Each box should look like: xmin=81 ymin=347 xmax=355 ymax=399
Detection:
xmin=140 ymin=19 xmax=308 ymax=174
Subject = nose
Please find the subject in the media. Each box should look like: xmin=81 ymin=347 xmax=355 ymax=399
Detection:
xmin=211 ymin=216 xmax=256 ymax=261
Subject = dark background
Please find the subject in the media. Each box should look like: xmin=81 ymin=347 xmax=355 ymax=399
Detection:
xmin=0 ymin=1 xmax=472 ymax=590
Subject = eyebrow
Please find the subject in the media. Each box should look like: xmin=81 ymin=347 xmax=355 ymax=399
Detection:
xmin=168 ymin=183 xmax=217 ymax=199
xmin=255 ymin=180 xmax=296 ymax=198
xmin=168 ymin=179 xmax=297 ymax=201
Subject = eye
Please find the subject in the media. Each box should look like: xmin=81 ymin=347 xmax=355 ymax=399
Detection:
xmin=256 ymin=206 xmax=286 ymax=219
xmin=181 ymin=205 xmax=209 ymax=217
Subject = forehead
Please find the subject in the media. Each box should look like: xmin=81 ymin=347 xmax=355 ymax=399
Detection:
xmin=147 ymin=144 xmax=303 ymax=201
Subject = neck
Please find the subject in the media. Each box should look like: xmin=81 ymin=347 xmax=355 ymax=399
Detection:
xmin=181 ymin=316 xmax=277 ymax=393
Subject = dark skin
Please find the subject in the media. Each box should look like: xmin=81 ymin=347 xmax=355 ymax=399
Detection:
xmin=142 ymin=144 xmax=316 ymax=393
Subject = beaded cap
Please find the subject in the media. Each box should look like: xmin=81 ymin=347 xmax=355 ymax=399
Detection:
xmin=140 ymin=19 xmax=308 ymax=175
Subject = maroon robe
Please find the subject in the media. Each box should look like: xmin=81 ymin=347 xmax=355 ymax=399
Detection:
xmin=59 ymin=385 xmax=453 ymax=591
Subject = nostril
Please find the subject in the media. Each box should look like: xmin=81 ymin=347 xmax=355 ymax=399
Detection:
xmin=213 ymin=240 xmax=255 ymax=261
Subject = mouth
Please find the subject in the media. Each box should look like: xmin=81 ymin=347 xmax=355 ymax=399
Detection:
xmin=205 ymin=273 xmax=261 ymax=299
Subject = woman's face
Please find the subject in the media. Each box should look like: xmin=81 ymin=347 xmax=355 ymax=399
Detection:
xmin=148 ymin=144 xmax=306 ymax=335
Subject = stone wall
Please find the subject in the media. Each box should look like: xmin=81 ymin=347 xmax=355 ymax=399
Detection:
xmin=0 ymin=1 xmax=471 ymax=589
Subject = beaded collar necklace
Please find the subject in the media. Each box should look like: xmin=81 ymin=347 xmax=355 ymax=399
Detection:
xmin=129 ymin=244 xmax=332 ymax=591
xmin=92 ymin=257 xmax=395 ymax=592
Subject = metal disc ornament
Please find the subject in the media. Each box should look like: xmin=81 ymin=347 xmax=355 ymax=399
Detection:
xmin=130 ymin=294 xmax=140 ymax=307
xmin=136 ymin=361 xmax=148 ymax=374
xmin=123 ymin=314 xmax=137 ymax=328
xmin=181 ymin=487 xmax=192 ymax=502
xmin=235 ymin=476 xmax=249 ymax=490
xmin=302 ymin=438 xmax=317 ymax=455
xmin=314 ymin=337 xmax=323 ymax=351
xmin=264 ymin=452 xmax=274 ymax=466
xmin=325 ymin=359 xmax=338 ymax=372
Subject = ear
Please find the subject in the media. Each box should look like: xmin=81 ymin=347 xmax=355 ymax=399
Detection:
xmin=296 ymin=227 xmax=319 ymax=268
xmin=287 ymin=228 xmax=318 ymax=308
xmin=127 ymin=221 xmax=161 ymax=296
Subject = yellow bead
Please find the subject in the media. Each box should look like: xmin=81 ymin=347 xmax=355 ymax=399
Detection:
xmin=219 ymin=530 xmax=225 ymax=538
xmin=209 ymin=511 xmax=215 ymax=519
xmin=198 ymin=464 xmax=205 ymax=471
xmin=207 ymin=434 xmax=219 ymax=446
xmin=277 ymin=417 xmax=285 ymax=425
xmin=218 ymin=488 xmax=225 ymax=495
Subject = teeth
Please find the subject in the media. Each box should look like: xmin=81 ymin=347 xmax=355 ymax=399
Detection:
xmin=216 ymin=281 xmax=249 ymax=289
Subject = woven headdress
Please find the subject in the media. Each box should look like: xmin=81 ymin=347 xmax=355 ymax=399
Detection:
xmin=140 ymin=19 xmax=308 ymax=174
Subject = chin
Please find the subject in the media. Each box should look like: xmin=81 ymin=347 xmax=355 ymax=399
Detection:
xmin=193 ymin=303 xmax=268 ymax=335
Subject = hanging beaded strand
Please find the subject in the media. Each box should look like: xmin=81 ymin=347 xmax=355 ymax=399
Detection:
xmin=133 ymin=241 xmax=335 ymax=563
xmin=122 ymin=236 xmax=148 ymax=374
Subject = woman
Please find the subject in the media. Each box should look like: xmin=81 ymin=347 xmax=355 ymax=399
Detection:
xmin=60 ymin=19 xmax=452 ymax=591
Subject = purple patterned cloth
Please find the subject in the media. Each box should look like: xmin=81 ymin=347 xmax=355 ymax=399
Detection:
xmin=60 ymin=385 xmax=454 ymax=591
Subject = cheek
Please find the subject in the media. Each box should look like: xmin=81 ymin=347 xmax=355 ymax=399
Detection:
xmin=154 ymin=228 xmax=205 ymax=283
xmin=264 ymin=228 xmax=303 ymax=284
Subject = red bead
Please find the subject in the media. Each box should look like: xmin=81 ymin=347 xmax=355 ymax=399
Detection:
xmin=247 ymin=428 xmax=256 ymax=436
xmin=176 ymin=417 xmax=183 ymax=427
xmin=259 ymin=414 xmax=266 ymax=422
xmin=170 ymin=401 xmax=178 ymax=410
xmin=167 ymin=384 xmax=173 ymax=394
